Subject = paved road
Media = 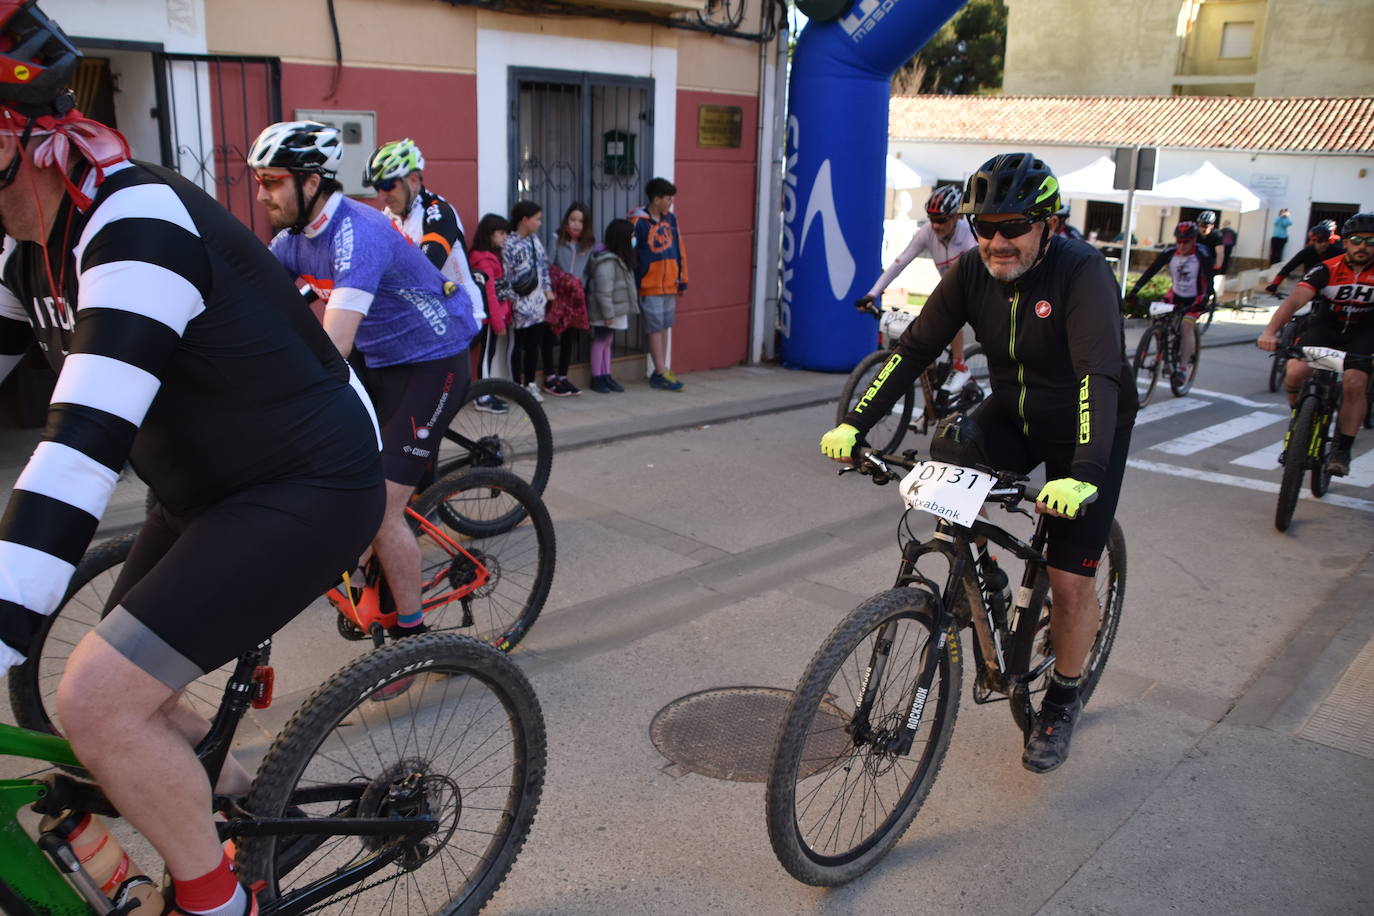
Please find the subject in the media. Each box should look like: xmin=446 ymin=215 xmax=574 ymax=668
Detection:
xmin=2 ymin=332 xmax=1371 ymax=914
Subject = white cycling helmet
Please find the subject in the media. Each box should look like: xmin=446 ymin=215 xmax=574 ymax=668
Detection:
xmin=247 ymin=120 xmax=343 ymax=176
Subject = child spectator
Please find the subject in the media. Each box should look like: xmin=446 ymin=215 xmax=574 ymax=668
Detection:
xmin=544 ymin=202 xmax=594 ymax=396
xmin=630 ymin=177 xmax=688 ymax=391
xmin=503 ymin=200 xmax=552 ymax=402
xmin=584 ymin=218 xmax=640 ymax=393
xmin=469 ymin=213 xmax=513 ymax=413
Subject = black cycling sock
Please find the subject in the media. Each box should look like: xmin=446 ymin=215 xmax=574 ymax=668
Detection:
xmin=1044 ymin=669 xmax=1083 ymax=707
xmin=1337 ymin=433 xmax=1354 ymax=451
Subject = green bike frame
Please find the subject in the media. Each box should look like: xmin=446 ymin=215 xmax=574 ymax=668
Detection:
xmin=0 ymin=722 xmax=91 ymax=915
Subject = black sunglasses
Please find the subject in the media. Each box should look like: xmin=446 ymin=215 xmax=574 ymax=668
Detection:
xmin=970 ymin=217 xmax=1041 ymax=240
xmin=928 ymin=214 xmax=953 ymax=225
xmin=374 ymin=177 xmax=400 ymax=192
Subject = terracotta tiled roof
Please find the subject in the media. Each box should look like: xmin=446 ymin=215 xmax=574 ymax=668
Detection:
xmin=888 ymin=95 xmax=1374 ymax=153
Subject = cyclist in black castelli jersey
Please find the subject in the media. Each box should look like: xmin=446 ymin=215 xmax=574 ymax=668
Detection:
xmin=821 ymin=152 xmax=1137 ymax=775
xmin=250 ymin=120 xmax=478 ymax=651
xmin=0 ymin=4 xmax=384 ymax=913
xmin=1258 ymin=212 xmax=1374 ymax=476
xmin=1267 ymin=221 xmax=1345 ymax=295
xmin=1128 ymin=220 xmax=1214 ymax=388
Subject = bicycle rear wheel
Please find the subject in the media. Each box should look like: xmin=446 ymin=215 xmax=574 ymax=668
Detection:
xmin=765 ymin=588 xmax=961 ymax=886
xmin=410 ymin=468 xmax=556 ymax=652
xmin=1276 ymin=397 xmax=1316 ymax=532
xmin=7 ymin=533 xmax=234 ymax=742
xmin=237 ymin=633 xmax=545 ymax=915
xmin=436 ymin=378 xmax=553 ymax=533
xmin=1007 ymin=521 xmax=1127 ymax=737
xmin=1132 ymin=326 xmax=1163 ymax=407
xmin=837 ymin=350 xmax=914 ymax=455
xmin=1170 ymin=321 xmax=1201 ymax=397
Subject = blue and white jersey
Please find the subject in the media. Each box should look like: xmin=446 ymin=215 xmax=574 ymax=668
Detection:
xmin=270 ymin=193 xmax=478 ymax=368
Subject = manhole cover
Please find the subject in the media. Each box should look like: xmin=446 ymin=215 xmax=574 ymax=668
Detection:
xmin=650 ymin=687 xmax=851 ymax=783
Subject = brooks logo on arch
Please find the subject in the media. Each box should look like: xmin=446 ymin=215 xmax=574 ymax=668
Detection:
xmin=800 ymin=159 xmax=856 ymax=301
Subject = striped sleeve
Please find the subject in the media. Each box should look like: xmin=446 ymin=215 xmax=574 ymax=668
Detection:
xmin=0 ymin=240 xmax=30 ymax=383
xmin=0 ymin=181 xmax=209 ymax=659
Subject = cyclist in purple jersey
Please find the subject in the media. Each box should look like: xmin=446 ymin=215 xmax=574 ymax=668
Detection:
xmin=251 ymin=120 xmax=478 ymax=645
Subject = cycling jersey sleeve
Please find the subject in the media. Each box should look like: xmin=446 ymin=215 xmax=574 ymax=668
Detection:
xmin=0 ymin=182 xmax=208 ymax=661
xmin=1130 ymin=248 xmax=1171 ymax=294
xmin=419 ymin=198 xmax=462 ymax=274
xmin=1276 ymin=245 xmax=1314 ymax=281
xmin=866 ymin=225 xmax=931 ymax=298
xmin=0 ymin=281 xmax=28 ymax=386
xmin=1298 ymin=262 xmax=1331 ymax=293
xmin=844 ymin=258 xmax=968 ymax=432
xmin=1063 ymin=255 xmax=1126 ymax=486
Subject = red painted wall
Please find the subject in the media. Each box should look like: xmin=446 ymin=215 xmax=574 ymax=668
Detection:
xmin=279 ymin=63 xmax=480 ymax=228
xmin=672 ymin=90 xmax=759 ymax=372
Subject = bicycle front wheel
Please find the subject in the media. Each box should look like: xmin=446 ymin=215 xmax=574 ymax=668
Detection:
xmin=1170 ymin=320 xmax=1201 ymax=397
xmin=1364 ymin=374 xmax=1374 ymax=430
xmin=1008 ymin=520 xmax=1127 ymax=736
xmin=1276 ymin=396 xmax=1317 ymax=532
xmin=765 ymin=588 xmax=961 ymax=886
xmin=1268 ymin=353 xmax=1287 ymax=394
xmin=410 ymin=468 xmax=556 ymax=652
xmin=1132 ymin=326 xmax=1163 ymax=407
xmin=238 ymin=634 xmax=546 ymax=915
xmin=837 ymin=350 xmax=914 ymax=455
xmin=436 ymin=378 xmax=553 ymax=533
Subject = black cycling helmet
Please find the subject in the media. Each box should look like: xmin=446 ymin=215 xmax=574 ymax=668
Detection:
xmin=958 ymin=152 xmax=1061 ymax=221
xmin=0 ymin=0 xmax=79 ymax=118
xmin=1174 ymin=220 xmax=1199 ymax=241
xmin=1196 ymin=210 xmax=1217 ymax=227
xmin=1341 ymin=213 xmax=1373 ymax=236
xmin=925 ymin=184 xmax=962 ymax=217
xmin=1310 ymin=221 xmax=1335 ymax=243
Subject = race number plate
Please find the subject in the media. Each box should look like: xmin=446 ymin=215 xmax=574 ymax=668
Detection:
xmin=1302 ymin=346 xmax=1345 ymax=372
xmin=1148 ymin=301 xmax=1175 ymax=317
xmin=899 ymin=461 xmax=996 ymax=527
xmin=879 ymin=308 xmax=917 ymax=341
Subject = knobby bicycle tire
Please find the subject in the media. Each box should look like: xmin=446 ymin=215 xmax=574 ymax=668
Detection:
xmin=1268 ymin=354 xmax=1286 ymax=394
xmin=837 ymin=349 xmax=914 ymax=455
xmin=409 ymin=468 xmax=556 ymax=652
xmin=1007 ymin=521 xmax=1127 ymax=737
xmin=1311 ymin=402 xmax=1334 ymax=499
xmin=237 ymin=633 xmax=546 ymax=916
xmin=436 ymin=378 xmax=553 ymax=533
xmin=1365 ymin=374 xmax=1374 ymax=430
xmin=1133 ymin=326 xmax=1163 ymax=407
xmin=1170 ymin=320 xmax=1201 ymax=397
xmin=1276 ymin=396 xmax=1317 ymax=532
xmin=765 ymin=588 xmax=961 ymax=886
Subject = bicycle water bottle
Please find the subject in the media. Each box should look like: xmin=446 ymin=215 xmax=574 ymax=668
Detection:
xmin=40 ymin=810 xmax=165 ymax=911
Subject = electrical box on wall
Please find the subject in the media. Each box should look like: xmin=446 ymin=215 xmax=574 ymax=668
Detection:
xmin=295 ymin=109 xmax=376 ymax=197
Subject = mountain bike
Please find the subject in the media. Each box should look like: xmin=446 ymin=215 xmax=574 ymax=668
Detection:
xmin=0 ymin=630 xmax=546 ymax=915
xmin=12 ymin=468 xmax=555 ymax=740
xmin=1132 ymin=298 xmax=1200 ymax=406
xmin=1267 ymin=306 xmax=1309 ymax=393
xmin=1274 ymin=346 xmax=1368 ymax=532
xmin=838 ymin=299 xmax=988 ymax=453
xmin=765 ymin=447 xmax=1125 ymax=886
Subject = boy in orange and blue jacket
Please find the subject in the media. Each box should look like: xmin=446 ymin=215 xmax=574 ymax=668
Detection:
xmin=630 ymin=177 xmax=689 ymax=391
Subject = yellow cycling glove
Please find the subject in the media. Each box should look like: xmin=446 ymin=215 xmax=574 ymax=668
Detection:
xmin=1036 ymin=478 xmax=1098 ymax=518
xmin=820 ymin=423 xmax=860 ymax=461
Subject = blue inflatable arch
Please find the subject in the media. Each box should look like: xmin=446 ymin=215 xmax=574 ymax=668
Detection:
xmin=780 ymin=0 xmax=967 ymax=372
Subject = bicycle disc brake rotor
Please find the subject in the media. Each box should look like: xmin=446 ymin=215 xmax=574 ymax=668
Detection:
xmin=356 ymin=758 xmax=460 ymax=867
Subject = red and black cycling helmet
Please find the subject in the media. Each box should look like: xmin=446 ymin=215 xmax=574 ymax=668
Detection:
xmin=1174 ymin=221 xmax=1199 ymax=241
xmin=958 ymin=152 xmax=1061 ymax=221
xmin=925 ymin=184 xmax=962 ymax=218
xmin=0 ymin=0 xmax=79 ymax=118
xmin=1341 ymin=213 xmax=1374 ymax=237
xmin=1310 ymin=220 xmax=1337 ymax=243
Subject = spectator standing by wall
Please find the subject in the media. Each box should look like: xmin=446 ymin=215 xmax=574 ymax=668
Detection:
xmin=544 ymin=201 xmax=594 ymax=396
xmin=584 ymin=218 xmax=641 ymax=393
xmin=469 ymin=213 xmax=514 ymax=413
xmin=630 ymin=177 xmax=688 ymax=392
xmin=503 ymin=200 xmax=552 ymax=402
xmin=1270 ymin=208 xmax=1292 ymax=265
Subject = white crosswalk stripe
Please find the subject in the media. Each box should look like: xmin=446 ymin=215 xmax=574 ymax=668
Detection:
xmin=1134 ymin=398 xmax=1210 ymax=426
xmin=1232 ymin=439 xmax=1285 ymax=470
xmin=1152 ymin=410 xmax=1287 ymax=456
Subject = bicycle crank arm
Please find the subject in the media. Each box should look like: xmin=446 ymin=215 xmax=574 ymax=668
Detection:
xmin=1013 ymin=654 xmax=1056 ymax=687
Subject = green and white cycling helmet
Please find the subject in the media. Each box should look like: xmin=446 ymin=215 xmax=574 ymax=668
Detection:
xmin=363 ymin=138 xmax=425 ymax=187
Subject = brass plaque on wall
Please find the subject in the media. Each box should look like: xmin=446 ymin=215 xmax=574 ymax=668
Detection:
xmin=697 ymin=105 xmax=743 ymax=149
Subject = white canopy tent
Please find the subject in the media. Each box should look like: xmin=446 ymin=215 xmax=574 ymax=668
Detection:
xmin=1137 ymin=160 xmax=1266 ymax=212
xmin=886 ymin=154 xmax=930 ymax=190
xmin=1056 ymin=155 xmax=1129 ymax=203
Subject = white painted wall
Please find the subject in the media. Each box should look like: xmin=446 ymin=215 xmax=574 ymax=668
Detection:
xmin=45 ymin=0 xmax=208 ymax=53
xmin=474 ymin=26 xmax=677 ymax=220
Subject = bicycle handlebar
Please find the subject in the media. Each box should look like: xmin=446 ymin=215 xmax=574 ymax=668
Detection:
xmin=847 ymin=447 xmax=1030 ymax=506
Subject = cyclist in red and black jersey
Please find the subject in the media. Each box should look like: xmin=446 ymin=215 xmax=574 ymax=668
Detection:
xmin=822 ymin=153 xmax=1136 ymax=775
xmin=1258 ymin=212 xmax=1374 ymax=476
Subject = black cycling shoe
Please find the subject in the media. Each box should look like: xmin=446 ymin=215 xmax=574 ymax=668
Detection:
xmin=1022 ymin=697 xmax=1083 ymax=774
xmin=1327 ymin=447 xmax=1351 ymax=477
xmin=387 ymin=620 xmax=429 ymax=640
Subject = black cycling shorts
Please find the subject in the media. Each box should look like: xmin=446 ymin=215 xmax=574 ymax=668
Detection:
xmin=962 ymin=399 xmax=1131 ymax=576
xmin=362 ymin=353 xmax=470 ymax=486
xmin=1297 ymin=319 xmax=1374 ymax=375
xmin=95 ymin=480 xmax=385 ymax=691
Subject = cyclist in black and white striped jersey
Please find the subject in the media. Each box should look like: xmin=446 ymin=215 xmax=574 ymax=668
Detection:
xmin=0 ymin=4 xmax=383 ymax=914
